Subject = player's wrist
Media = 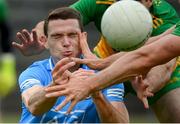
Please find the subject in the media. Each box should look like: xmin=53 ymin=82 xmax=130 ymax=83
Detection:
xmin=91 ymin=91 xmax=103 ymax=98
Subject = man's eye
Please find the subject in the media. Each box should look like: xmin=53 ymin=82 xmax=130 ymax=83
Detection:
xmin=69 ymin=33 xmax=78 ymax=38
xmin=52 ymin=35 xmax=63 ymax=39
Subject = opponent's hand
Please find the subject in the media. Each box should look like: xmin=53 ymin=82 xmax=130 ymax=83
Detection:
xmin=71 ymin=32 xmax=105 ymax=70
xmin=45 ymin=68 xmax=94 ymax=114
xmin=12 ymin=29 xmax=45 ymax=56
xmin=52 ymin=58 xmax=76 ymax=85
xmin=78 ymin=32 xmax=97 ymax=59
xmin=131 ymin=75 xmax=154 ymax=109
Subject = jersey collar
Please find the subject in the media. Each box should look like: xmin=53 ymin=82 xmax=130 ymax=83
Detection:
xmin=47 ymin=57 xmax=55 ymax=71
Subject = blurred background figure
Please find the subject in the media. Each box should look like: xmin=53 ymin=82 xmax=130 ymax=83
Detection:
xmin=0 ymin=0 xmax=16 ymax=96
xmin=0 ymin=0 xmax=16 ymax=121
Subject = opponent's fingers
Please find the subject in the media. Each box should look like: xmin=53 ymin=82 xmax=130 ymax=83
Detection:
xmin=55 ymin=95 xmax=74 ymax=111
xmin=73 ymin=71 xmax=95 ymax=78
xmin=137 ymin=75 xmax=145 ymax=85
xmin=16 ymin=32 xmax=27 ymax=44
xmin=45 ymin=84 xmax=66 ymax=92
xmin=22 ymin=29 xmax=31 ymax=42
xmin=52 ymin=62 xmax=76 ymax=79
xmin=71 ymin=57 xmax=89 ymax=65
xmin=12 ymin=42 xmax=23 ymax=49
xmin=73 ymin=68 xmax=94 ymax=75
xmin=45 ymin=89 xmax=67 ymax=98
xmin=142 ymin=97 xmax=149 ymax=109
xmin=53 ymin=58 xmax=73 ymax=73
xmin=32 ymin=29 xmax=39 ymax=43
xmin=61 ymin=70 xmax=72 ymax=80
xmin=145 ymin=91 xmax=154 ymax=97
xmin=138 ymin=76 xmax=150 ymax=89
xmin=53 ymin=78 xmax=68 ymax=85
xmin=66 ymin=100 xmax=78 ymax=114
xmin=79 ymin=33 xmax=91 ymax=54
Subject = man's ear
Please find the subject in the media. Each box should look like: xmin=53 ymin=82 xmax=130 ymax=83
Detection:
xmin=40 ymin=36 xmax=49 ymax=49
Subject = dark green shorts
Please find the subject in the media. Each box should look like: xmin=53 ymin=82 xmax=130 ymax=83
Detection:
xmin=125 ymin=65 xmax=180 ymax=105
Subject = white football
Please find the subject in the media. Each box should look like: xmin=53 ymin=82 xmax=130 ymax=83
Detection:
xmin=101 ymin=0 xmax=153 ymax=51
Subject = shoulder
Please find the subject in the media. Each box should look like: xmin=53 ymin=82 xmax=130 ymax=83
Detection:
xmin=18 ymin=59 xmax=50 ymax=93
xmin=19 ymin=59 xmax=50 ymax=82
xmin=152 ymin=0 xmax=177 ymax=14
xmin=70 ymin=0 xmax=114 ymax=8
xmin=24 ymin=59 xmax=49 ymax=73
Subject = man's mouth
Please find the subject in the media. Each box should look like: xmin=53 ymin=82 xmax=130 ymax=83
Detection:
xmin=63 ymin=51 xmax=73 ymax=56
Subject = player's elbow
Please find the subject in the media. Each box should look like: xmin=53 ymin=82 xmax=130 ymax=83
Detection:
xmin=27 ymin=99 xmax=48 ymax=116
xmin=28 ymin=104 xmax=45 ymax=116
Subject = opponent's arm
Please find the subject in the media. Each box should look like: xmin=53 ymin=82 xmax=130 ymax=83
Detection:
xmin=92 ymin=92 xmax=129 ymax=123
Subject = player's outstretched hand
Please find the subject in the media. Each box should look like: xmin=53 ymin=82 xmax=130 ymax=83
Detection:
xmin=131 ymin=75 xmax=154 ymax=109
xmin=45 ymin=67 xmax=94 ymax=114
xmin=12 ymin=29 xmax=45 ymax=56
xmin=52 ymin=58 xmax=76 ymax=85
xmin=78 ymin=32 xmax=97 ymax=59
xmin=71 ymin=32 xmax=106 ymax=70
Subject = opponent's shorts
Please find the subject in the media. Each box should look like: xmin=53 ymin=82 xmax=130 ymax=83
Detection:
xmin=94 ymin=36 xmax=180 ymax=105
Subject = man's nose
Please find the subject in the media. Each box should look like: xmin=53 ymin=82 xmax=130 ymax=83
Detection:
xmin=62 ymin=36 xmax=71 ymax=47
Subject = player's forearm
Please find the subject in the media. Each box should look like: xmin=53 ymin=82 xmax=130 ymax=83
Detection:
xmin=145 ymin=36 xmax=162 ymax=45
xmin=92 ymin=92 xmax=129 ymax=123
xmin=28 ymin=85 xmax=57 ymax=116
xmin=88 ymin=51 xmax=149 ymax=92
xmin=101 ymin=52 xmax=127 ymax=69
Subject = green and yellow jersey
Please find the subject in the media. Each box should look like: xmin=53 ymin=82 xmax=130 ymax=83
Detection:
xmin=70 ymin=0 xmax=113 ymax=32
xmin=172 ymin=21 xmax=180 ymax=36
xmin=150 ymin=0 xmax=179 ymax=36
xmin=71 ymin=0 xmax=179 ymax=58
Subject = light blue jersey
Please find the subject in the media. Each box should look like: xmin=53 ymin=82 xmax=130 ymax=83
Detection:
xmin=18 ymin=57 xmax=125 ymax=123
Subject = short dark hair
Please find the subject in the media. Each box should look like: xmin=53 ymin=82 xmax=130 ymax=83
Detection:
xmin=44 ymin=7 xmax=83 ymax=36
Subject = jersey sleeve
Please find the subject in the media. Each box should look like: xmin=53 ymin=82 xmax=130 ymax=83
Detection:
xmin=104 ymin=83 xmax=125 ymax=102
xmin=172 ymin=21 xmax=180 ymax=36
xmin=18 ymin=66 xmax=45 ymax=93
